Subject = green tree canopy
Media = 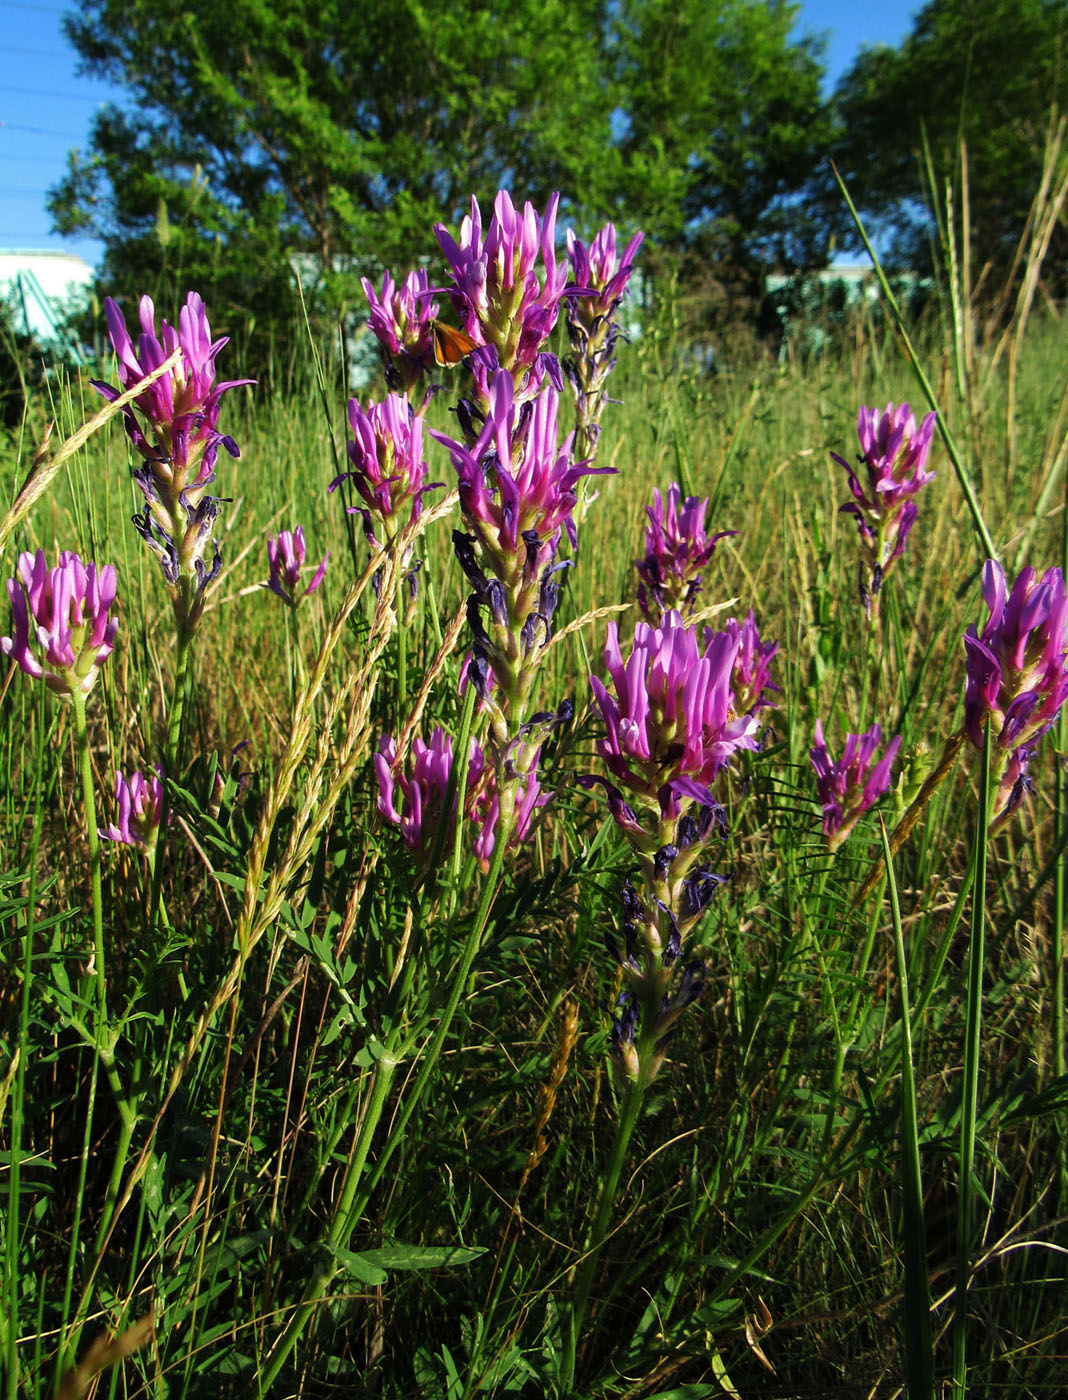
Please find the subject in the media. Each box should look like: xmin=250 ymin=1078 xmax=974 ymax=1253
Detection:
xmin=829 ymin=0 xmax=1068 ymax=286
xmin=52 ymin=0 xmax=831 ymax=366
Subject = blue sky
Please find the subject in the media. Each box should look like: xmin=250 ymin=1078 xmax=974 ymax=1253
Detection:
xmin=0 ymin=0 xmax=919 ymax=269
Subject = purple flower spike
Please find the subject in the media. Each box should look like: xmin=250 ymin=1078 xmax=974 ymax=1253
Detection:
xmin=2 ymin=549 xmax=118 ymax=699
xmin=636 ymin=483 xmax=735 ymax=620
xmin=561 ymin=221 xmax=644 ymax=463
xmin=101 ymin=768 xmax=165 ymax=849
xmin=434 ymin=190 xmax=568 ymax=376
xmin=810 ymin=719 xmax=901 ymax=851
xmin=725 ymin=610 xmax=780 ymax=717
xmin=565 ymin=224 xmax=644 ymax=318
xmin=375 ymin=728 xmax=458 ymax=851
xmin=266 ymin=527 xmax=329 ymax=607
xmin=93 ymin=292 xmax=252 ymax=483
xmin=375 ymin=727 xmax=546 ymax=865
xmin=590 ymin=611 xmax=760 ymax=823
xmin=331 ymin=393 xmax=439 ymax=547
xmin=361 ymin=268 xmax=439 ymax=390
xmin=92 ymin=291 xmax=253 ymax=634
xmin=432 ymin=368 xmax=613 ymax=563
xmin=963 ymin=558 xmax=1068 ymax=754
xmin=833 ymin=401 xmax=936 ymax=613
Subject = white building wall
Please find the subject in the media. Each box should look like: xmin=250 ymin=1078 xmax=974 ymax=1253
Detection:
xmin=0 ymin=250 xmax=94 ymax=342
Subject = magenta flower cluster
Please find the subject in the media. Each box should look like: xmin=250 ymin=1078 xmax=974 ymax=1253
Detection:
xmin=331 ymin=394 xmax=439 ymax=549
xmin=590 ymin=611 xmax=760 ymax=827
xmin=92 ymin=292 xmax=252 ymax=634
xmin=963 ymin=559 xmax=1068 ymax=828
xmin=101 ymin=768 xmax=166 ymax=849
xmin=2 ymin=549 xmax=118 ymax=699
xmin=433 ymin=367 xmax=612 ymax=745
xmin=635 ymin=484 xmax=734 ymax=620
xmin=586 ymin=608 xmax=763 ymax=1087
xmin=810 ymin=719 xmax=901 ymax=851
xmin=375 ymin=727 xmax=545 ymax=870
xmin=833 ymin=402 xmax=936 ymax=613
xmin=266 ymin=528 xmax=329 ymax=608
xmin=726 ymin=611 xmax=780 ymax=717
xmin=361 ymin=268 xmax=440 ymax=391
xmin=566 ymin=224 xmax=644 ymax=319
xmin=563 ymin=222 xmax=644 ymax=458
xmin=435 ymin=191 xmax=568 ymax=384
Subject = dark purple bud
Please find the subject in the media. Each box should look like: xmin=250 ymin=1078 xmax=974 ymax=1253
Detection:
xmin=536 ymin=351 xmax=564 ymax=393
xmin=132 ymin=508 xmax=180 ymax=584
xmin=654 ymin=844 xmax=678 ymax=880
xmin=621 ymin=875 xmax=642 ymax=925
xmin=195 ymin=540 xmax=222 ymax=587
xmin=538 ymin=562 xmax=565 ymax=620
xmin=452 ymin=530 xmax=485 ymax=587
xmin=521 ymin=612 xmax=550 ymax=656
xmin=676 ymin=960 xmax=705 ymax=1008
xmin=610 ymin=992 xmax=639 ymax=1050
xmin=465 ymin=593 xmax=492 ymax=648
xmin=468 ymin=648 xmax=494 ymax=702
xmin=679 ymin=866 xmax=729 ymax=922
xmin=406 ymin=559 xmax=422 ymax=600
xmin=576 ymin=773 xmax=646 ymax=834
xmin=486 ymin=579 xmax=509 ymax=627
xmin=677 ymin=802 xmax=724 ymax=849
xmin=455 ymin=397 xmax=482 ymax=444
xmin=522 ymin=529 xmax=542 ymax=582
xmin=656 ymin=901 xmax=681 ymax=961
xmin=131 ymin=464 xmax=161 ymax=504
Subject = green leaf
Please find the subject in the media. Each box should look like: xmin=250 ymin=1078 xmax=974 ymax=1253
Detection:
xmin=357 ymin=1244 xmax=487 ymax=1272
xmin=326 ymin=1244 xmax=388 ymax=1286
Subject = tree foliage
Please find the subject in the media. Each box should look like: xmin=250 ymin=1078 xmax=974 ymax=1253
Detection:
xmin=52 ymin=0 xmax=831 ymax=365
xmin=830 ymin=0 xmax=1068 ymax=285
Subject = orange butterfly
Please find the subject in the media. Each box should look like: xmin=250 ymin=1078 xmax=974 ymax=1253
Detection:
xmin=431 ymin=320 xmax=479 ymax=367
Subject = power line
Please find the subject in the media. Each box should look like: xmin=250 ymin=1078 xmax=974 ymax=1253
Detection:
xmin=0 ymin=122 xmax=80 ymax=137
xmin=0 ymin=85 xmax=113 ymax=104
xmin=1 ymin=46 xmax=70 ymax=60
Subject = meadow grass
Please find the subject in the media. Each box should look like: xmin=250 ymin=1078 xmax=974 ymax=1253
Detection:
xmin=1 ymin=287 xmax=1067 ymax=1400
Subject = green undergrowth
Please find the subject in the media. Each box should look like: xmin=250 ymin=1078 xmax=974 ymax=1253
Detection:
xmin=1 ymin=298 xmax=1067 ymax=1399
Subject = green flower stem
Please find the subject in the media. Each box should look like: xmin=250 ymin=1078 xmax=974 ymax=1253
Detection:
xmin=561 ymin=1028 xmax=650 ymax=1394
xmin=70 ymin=688 xmax=106 ymax=1028
xmin=149 ymin=621 xmax=193 ymax=941
xmin=257 ymin=1048 xmax=400 ymax=1395
xmin=349 ymin=830 xmax=511 ymax=1222
xmin=260 ymin=832 xmax=511 ymax=1392
xmin=953 ymin=721 xmax=992 ymax=1397
xmin=67 ymin=692 xmax=141 ymax=1354
xmin=54 ymin=1054 xmax=99 ymax=1393
xmin=880 ymin=817 xmax=935 ymax=1400
xmin=166 ymin=622 xmax=193 ymax=772
xmin=6 ymin=699 xmax=53 ymax=1400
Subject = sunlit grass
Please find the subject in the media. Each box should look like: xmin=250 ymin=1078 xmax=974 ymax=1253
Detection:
xmin=1 ymin=289 xmax=1067 ymax=1399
